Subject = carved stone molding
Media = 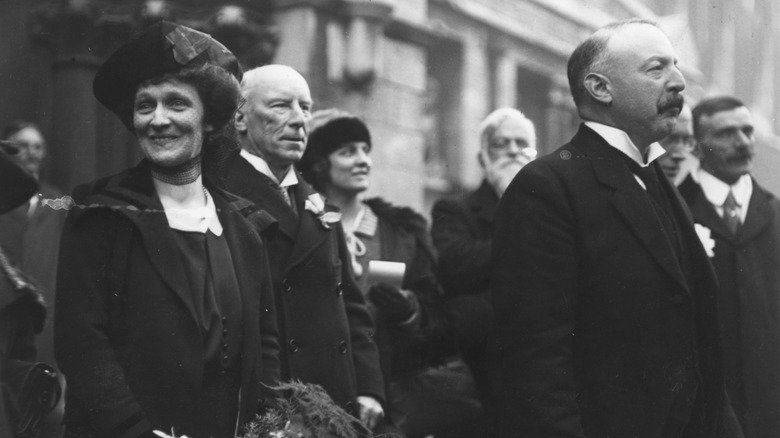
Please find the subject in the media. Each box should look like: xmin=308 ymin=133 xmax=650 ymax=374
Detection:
xmin=28 ymin=0 xmax=278 ymax=66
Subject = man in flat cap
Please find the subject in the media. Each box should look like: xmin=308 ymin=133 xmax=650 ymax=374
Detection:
xmin=220 ymin=65 xmax=386 ymax=430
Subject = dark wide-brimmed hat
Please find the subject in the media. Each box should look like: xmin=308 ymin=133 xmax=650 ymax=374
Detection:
xmin=93 ymin=21 xmax=242 ymax=119
xmin=0 ymin=141 xmax=38 ymax=214
xmin=299 ymin=109 xmax=372 ymax=180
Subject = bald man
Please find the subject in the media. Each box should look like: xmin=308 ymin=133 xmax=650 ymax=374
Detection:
xmin=219 ymin=65 xmax=385 ymax=429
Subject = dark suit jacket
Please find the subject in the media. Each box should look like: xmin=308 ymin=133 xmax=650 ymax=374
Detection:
xmin=491 ymin=125 xmax=732 ymax=438
xmin=679 ymin=175 xmax=780 ymax=438
xmin=55 ymin=163 xmax=281 ymax=438
xmin=220 ymin=152 xmax=384 ymax=414
xmin=431 ymin=180 xmax=497 ymax=298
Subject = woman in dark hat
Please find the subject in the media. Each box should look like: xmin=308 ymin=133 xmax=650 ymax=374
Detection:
xmin=54 ymin=22 xmax=280 ymax=438
xmin=299 ymin=110 xmax=481 ymax=438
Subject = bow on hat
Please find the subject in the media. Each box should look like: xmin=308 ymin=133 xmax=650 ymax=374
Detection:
xmin=93 ymin=21 xmax=242 ymax=119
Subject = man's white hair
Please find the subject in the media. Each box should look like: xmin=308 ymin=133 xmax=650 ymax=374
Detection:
xmin=478 ymin=108 xmax=536 ymax=150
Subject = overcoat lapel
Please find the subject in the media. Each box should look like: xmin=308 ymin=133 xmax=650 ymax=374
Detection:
xmin=284 ymin=175 xmax=331 ymax=273
xmin=228 ymin=156 xmax=298 ymax=240
xmin=99 ymin=165 xmax=199 ymax=324
xmin=577 ymin=127 xmax=689 ymax=292
xmin=687 ymin=186 xmax=734 ymax=241
xmin=738 ymin=182 xmax=775 ymax=243
xmin=468 ymin=181 xmax=499 ymax=225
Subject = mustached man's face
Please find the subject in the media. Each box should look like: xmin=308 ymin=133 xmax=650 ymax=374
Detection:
xmin=697 ymin=106 xmax=755 ymax=185
xmin=603 ymin=24 xmax=686 ymax=145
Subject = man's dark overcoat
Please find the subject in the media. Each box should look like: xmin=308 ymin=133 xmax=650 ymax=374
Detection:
xmin=55 ymin=163 xmax=281 ymax=438
xmin=491 ymin=125 xmax=733 ymax=438
xmin=220 ymin=153 xmax=384 ymax=415
xmin=679 ymin=175 xmax=780 ymax=438
xmin=431 ymin=180 xmax=496 ymax=298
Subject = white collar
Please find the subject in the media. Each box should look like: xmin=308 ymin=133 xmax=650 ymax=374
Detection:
xmin=158 ymin=184 xmax=223 ymax=235
xmin=693 ymin=167 xmax=752 ymax=208
xmin=240 ymin=149 xmax=298 ymax=188
xmin=584 ymin=121 xmax=666 ymax=167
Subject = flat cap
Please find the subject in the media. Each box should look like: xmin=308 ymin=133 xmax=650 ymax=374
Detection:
xmin=93 ymin=21 xmax=241 ymax=115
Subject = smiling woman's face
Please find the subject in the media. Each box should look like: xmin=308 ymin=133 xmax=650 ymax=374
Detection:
xmin=325 ymin=141 xmax=372 ymax=196
xmin=133 ymin=79 xmax=211 ymax=167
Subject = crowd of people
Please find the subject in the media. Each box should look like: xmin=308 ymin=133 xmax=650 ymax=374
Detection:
xmin=1 ymin=16 xmax=778 ymax=438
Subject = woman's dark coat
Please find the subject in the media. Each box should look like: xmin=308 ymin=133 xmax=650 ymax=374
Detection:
xmin=363 ymin=198 xmax=456 ymax=378
xmin=54 ymin=163 xmax=281 ymax=438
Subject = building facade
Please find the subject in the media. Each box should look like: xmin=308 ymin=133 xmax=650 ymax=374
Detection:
xmin=1 ymin=0 xmax=778 ymax=213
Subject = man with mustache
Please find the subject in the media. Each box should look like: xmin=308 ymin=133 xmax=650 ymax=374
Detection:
xmin=677 ymin=95 xmax=780 ymax=438
xmin=219 ymin=65 xmax=385 ymax=430
xmin=490 ymin=20 xmax=741 ymax=437
xmin=430 ymin=108 xmax=537 ymax=435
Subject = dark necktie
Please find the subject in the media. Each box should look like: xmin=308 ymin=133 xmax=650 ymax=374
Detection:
xmin=625 ymin=159 xmax=684 ymax=261
xmin=722 ymin=190 xmax=740 ymax=234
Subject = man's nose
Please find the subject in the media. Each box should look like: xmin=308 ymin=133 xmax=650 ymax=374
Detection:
xmin=288 ymin=104 xmax=306 ymax=127
xmin=734 ymin=130 xmax=753 ymax=149
xmin=668 ymin=65 xmax=686 ymax=93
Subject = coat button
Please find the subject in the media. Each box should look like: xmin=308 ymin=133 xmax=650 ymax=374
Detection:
xmin=336 ymin=282 xmax=343 ymax=296
xmin=222 ymin=316 xmax=228 ymax=324
xmin=338 ymin=340 xmax=348 ymax=355
xmin=222 ymin=343 xmax=229 ymax=351
xmin=289 ymin=339 xmax=299 ymax=354
xmin=670 ymin=294 xmax=684 ymax=305
xmin=222 ymin=328 xmax=228 ymax=337
xmin=282 ymin=278 xmax=292 ymax=293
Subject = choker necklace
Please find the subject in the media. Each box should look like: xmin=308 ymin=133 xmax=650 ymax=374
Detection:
xmin=150 ymin=156 xmax=202 ymax=185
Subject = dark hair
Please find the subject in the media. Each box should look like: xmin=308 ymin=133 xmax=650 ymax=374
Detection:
xmin=2 ymin=120 xmax=43 ymax=142
xmin=299 ymin=110 xmax=371 ymax=192
xmin=116 ymin=63 xmax=241 ymax=135
xmin=567 ymin=18 xmax=658 ymax=107
xmin=691 ymin=95 xmax=746 ymax=140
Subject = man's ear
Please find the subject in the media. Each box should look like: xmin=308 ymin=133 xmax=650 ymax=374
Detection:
xmin=583 ymin=73 xmax=612 ymax=105
xmin=234 ymin=107 xmax=247 ymax=134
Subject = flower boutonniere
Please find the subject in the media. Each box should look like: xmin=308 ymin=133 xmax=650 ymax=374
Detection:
xmin=694 ymin=223 xmax=715 ymax=258
xmin=304 ymin=193 xmax=342 ymax=229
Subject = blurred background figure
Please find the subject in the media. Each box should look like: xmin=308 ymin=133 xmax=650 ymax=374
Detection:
xmin=1 ymin=121 xmax=66 ymax=438
xmin=1 ymin=141 xmax=61 ymax=438
xmin=300 ymin=109 xmax=483 ymax=438
xmin=430 ymin=108 xmax=537 ymax=437
xmin=679 ymin=95 xmax=780 ymax=438
xmin=657 ymin=105 xmax=695 ymax=184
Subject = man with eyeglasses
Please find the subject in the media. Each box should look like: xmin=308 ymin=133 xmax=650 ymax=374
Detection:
xmin=678 ymin=95 xmax=780 ymax=438
xmin=431 ymin=108 xmax=537 ymax=436
xmin=657 ymin=104 xmax=694 ymax=183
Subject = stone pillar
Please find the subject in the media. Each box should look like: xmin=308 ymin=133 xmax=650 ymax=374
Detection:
xmin=341 ymin=1 xmax=393 ymax=89
xmin=273 ymin=0 xmax=333 ymax=76
xmin=494 ymin=53 xmax=517 ymax=109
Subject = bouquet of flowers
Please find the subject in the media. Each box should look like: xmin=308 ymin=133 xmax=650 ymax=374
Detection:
xmin=238 ymin=381 xmax=372 ymax=438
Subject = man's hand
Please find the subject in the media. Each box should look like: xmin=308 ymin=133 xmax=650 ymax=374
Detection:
xmin=357 ymin=395 xmax=384 ymax=430
xmin=483 ymin=151 xmax=532 ymax=197
xmin=368 ymin=283 xmax=419 ymax=322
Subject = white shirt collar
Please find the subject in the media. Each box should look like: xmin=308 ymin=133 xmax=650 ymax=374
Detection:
xmin=158 ymin=184 xmax=223 ymax=235
xmin=240 ymin=149 xmax=298 ymax=189
xmin=584 ymin=121 xmax=666 ymax=167
xmin=693 ymin=166 xmax=752 ymax=220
